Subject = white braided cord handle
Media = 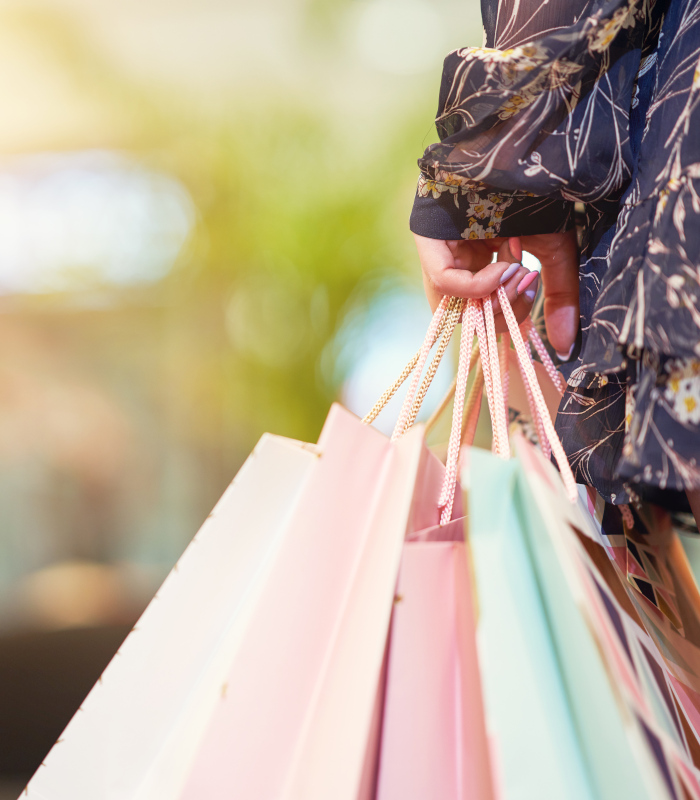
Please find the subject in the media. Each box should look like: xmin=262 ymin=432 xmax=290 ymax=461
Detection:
xmin=391 ymin=296 xmax=455 ymax=441
xmin=523 ymin=317 xmax=566 ymax=394
xmin=437 ymin=299 xmax=478 ymax=520
xmin=483 ymin=296 xmax=511 ymax=459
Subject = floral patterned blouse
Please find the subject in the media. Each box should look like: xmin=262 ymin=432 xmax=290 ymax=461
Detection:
xmin=410 ymin=0 xmax=700 ymax=506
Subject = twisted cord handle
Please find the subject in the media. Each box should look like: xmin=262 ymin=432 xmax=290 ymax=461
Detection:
xmin=498 ymin=332 xmax=511 ymax=432
xmin=362 ymin=295 xmax=455 ymax=427
xmin=518 ymin=333 xmax=551 ymax=461
xmin=522 ymin=318 xmax=566 ymax=394
xmin=363 ymin=285 xmax=578 ymax=522
xmin=496 ymin=286 xmax=578 ymax=502
xmin=424 ymin=338 xmax=480 ymax=435
xmin=460 ymin=360 xmax=484 ymax=448
xmin=438 ymin=300 xmax=478 ymax=521
xmin=391 ymin=296 xmax=458 ymax=441
xmin=404 ymin=299 xmax=463 ymax=432
xmin=483 ymin=296 xmax=510 ymax=459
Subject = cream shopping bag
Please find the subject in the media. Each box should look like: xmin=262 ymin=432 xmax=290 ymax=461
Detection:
xmin=24 ymin=404 xmax=426 ymax=800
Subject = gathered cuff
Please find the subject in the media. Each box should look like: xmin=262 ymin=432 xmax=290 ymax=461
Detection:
xmin=410 ymin=172 xmax=574 ymax=240
xmin=412 ymin=0 xmax=651 ymax=233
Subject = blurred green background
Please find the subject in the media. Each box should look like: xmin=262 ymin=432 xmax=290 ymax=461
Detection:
xmin=0 ymin=0 xmax=481 ymax=788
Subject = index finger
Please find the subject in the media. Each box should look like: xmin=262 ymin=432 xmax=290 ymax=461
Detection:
xmin=433 ymin=259 xmax=519 ymax=299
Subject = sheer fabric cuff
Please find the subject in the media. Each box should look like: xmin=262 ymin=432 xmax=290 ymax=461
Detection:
xmin=410 ymin=173 xmax=574 ymax=240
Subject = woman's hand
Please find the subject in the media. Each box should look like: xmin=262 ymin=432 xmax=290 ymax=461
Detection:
xmin=415 ymin=234 xmax=536 ymax=335
xmin=517 ymin=230 xmax=579 ymax=359
xmin=414 ymin=229 xmax=579 ymax=356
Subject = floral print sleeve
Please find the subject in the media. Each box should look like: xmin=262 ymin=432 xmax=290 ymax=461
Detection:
xmin=410 ymin=0 xmax=654 ymax=241
xmin=413 ymin=0 xmax=700 ymax=506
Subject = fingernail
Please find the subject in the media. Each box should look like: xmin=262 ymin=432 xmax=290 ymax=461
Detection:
xmin=517 ymin=270 xmax=538 ymax=294
xmin=499 ymin=262 xmax=522 ymax=284
xmin=521 ymin=273 xmax=539 ymax=302
xmin=555 ymin=343 xmax=575 ymax=361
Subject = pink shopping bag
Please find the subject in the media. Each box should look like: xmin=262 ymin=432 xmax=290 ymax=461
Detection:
xmin=22 ymin=290 xmax=555 ymax=800
xmin=373 ymin=291 xmax=571 ymax=800
xmin=377 ymin=515 xmax=494 ymax=800
xmin=175 ymin=403 xmax=429 ymax=800
xmin=24 ymin=404 xmax=429 ymax=800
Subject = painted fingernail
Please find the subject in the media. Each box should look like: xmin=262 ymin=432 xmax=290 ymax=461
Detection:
xmin=499 ymin=262 xmax=522 ymax=284
xmin=521 ymin=273 xmax=539 ymax=302
xmin=518 ymin=270 xmax=540 ymax=296
xmin=556 ymin=343 xmax=575 ymax=361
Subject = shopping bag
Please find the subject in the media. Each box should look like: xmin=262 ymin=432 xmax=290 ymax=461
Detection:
xmin=176 ymin=406 xmax=425 ymax=800
xmin=24 ymin=430 xmax=319 ymax=799
xmin=449 ymin=291 xmax=671 ymax=799
xmin=374 ymin=292 xmax=570 ymax=800
xmin=352 ymin=294 xmax=496 ymax=800
xmin=178 ymin=296 xmax=489 ymax=800
xmin=376 ymin=517 xmax=493 ymax=800
xmin=24 ymin=404 xmax=428 ymax=800
xmin=516 ymin=436 xmax=700 ymax=799
xmin=466 ymin=448 xmax=603 ymax=800
xmin=25 ymin=291 xmax=485 ymax=800
xmin=467 ymin=426 xmax=700 ymax=799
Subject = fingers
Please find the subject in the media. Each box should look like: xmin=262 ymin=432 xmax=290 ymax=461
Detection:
xmin=414 ymin=231 xmax=577 ymax=354
xmin=491 ymin=262 xmax=530 ymax=315
xmin=422 ymin=272 xmax=443 ymax=313
xmin=509 ymin=237 xmax=522 ymax=262
xmin=494 ymin=237 xmax=521 ymax=264
xmin=446 ymin=238 xmax=496 ymax=271
xmin=492 ymin=269 xmax=539 ymax=332
xmin=434 ymin=259 xmax=523 ymax=299
xmin=513 ymin=292 xmax=536 ymax=321
xmin=414 ymin=233 xmax=522 ymax=302
xmin=415 ymin=236 xmax=455 ymax=311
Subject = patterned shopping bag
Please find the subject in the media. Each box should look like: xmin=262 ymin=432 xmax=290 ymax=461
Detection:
xmin=519 ymin=437 xmax=700 ymax=800
xmin=483 ymin=431 xmax=700 ymax=799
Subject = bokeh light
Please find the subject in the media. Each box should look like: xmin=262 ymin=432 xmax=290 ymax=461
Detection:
xmin=0 ymin=0 xmax=483 ymax=790
xmin=0 ymin=150 xmax=193 ymax=294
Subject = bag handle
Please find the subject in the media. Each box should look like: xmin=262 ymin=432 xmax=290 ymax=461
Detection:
xmin=496 ymin=286 xmax=577 ymax=501
xmin=459 ymin=321 xmax=563 ymax=452
xmin=362 ymin=295 xmax=460 ymax=429
xmin=364 ymin=288 xmax=578 ymax=522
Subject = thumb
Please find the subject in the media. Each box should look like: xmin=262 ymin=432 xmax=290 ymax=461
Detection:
xmin=539 ymin=231 xmax=580 ymax=357
xmin=495 ymin=237 xmax=521 ymax=264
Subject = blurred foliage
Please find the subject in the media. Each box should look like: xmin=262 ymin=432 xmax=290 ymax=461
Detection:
xmin=0 ymin=1 xmax=459 ymax=581
xmin=0 ymin=3 xmax=487 ymax=780
xmin=0 ymin=0 xmax=483 ymax=582
xmin=155 ymin=105 xmax=431 ymax=466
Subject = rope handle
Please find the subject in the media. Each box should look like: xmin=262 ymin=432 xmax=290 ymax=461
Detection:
xmin=363 ymin=289 xmax=578 ymax=522
xmin=456 ymin=320 xmax=561 ymax=452
xmin=362 ymin=295 xmax=458 ymax=427
xmin=496 ymin=286 xmax=577 ymax=501
xmin=403 ymin=298 xmax=463 ymax=433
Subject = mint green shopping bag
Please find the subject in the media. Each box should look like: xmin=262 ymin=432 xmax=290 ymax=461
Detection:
xmin=466 ymin=445 xmax=654 ymax=800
